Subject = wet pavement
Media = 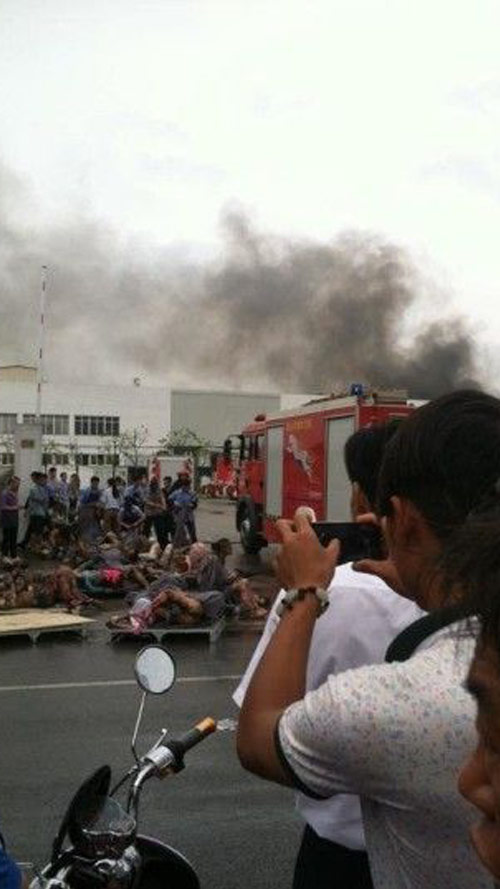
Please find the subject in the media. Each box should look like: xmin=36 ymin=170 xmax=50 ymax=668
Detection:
xmin=0 ymin=499 xmax=301 ymax=889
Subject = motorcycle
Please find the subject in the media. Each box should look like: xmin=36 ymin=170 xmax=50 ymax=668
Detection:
xmin=31 ymin=645 xmax=216 ymax=889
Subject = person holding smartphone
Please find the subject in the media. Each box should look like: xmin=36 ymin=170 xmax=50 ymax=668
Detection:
xmin=234 ymin=420 xmax=421 ymax=889
xmin=237 ymin=390 xmax=499 ymax=889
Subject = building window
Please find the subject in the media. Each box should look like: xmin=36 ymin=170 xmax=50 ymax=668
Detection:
xmin=42 ymin=453 xmax=69 ymax=466
xmin=0 ymin=414 xmax=17 ymax=434
xmin=74 ymin=416 xmax=120 ymax=437
xmin=0 ymin=453 xmax=14 ymax=465
xmin=24 ymin=414 xmax=69 ymax=435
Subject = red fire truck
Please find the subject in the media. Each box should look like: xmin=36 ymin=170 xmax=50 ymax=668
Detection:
xmin=234 ymin=387 xmax=418 ymax=553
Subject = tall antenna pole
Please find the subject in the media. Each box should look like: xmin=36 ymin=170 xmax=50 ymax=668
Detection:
xmin=35 ymin=265 xmax=48 ymax=422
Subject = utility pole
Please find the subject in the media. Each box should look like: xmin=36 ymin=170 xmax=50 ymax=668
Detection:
xmin=35 ymin=265 xmax=48 ymax=422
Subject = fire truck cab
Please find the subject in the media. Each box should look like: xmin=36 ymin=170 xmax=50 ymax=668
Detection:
xmin=235 ymin=387 xmax=416 ymax=554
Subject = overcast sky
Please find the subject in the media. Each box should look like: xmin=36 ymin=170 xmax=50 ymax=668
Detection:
xmin=1 ymin=0 xmax=500 ymax=371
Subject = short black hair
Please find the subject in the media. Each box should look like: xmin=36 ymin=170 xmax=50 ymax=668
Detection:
xmin=344 ymin=420 xmax=402 ymax=508
xmin=377 ymin=389 xmax=500 ymax=540
xmin=90 ymin=475 xmax=100 ymax=483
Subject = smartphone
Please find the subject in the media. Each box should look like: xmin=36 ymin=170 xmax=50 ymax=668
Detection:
xmin=311 ymin=521 xmax=383 ymax=564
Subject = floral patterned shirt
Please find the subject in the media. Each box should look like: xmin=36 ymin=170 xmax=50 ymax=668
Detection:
xmin=278 ymin=624 xmax=489 ymax=889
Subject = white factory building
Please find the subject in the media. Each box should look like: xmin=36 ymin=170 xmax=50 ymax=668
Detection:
xmin=0 ymin=363 xmax=313 ymax=479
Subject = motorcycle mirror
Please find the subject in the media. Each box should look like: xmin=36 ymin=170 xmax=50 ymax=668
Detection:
xmin=134 ymin=645 xmax=176 ymax=695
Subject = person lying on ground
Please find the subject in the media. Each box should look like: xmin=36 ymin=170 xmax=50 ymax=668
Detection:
xmin=107 ymin=584 xmax=224 ymax=633
xmin=237 ymin=390 xmax=500 ymax=889
xmin=187 ymin=542 xmax=266 ymax=619
xmin=75 ymin=564 xmax=150 ymax=597
xmin=45 ymin=565 xmax=102 ymax=612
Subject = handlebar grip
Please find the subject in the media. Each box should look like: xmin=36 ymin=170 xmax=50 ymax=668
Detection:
xmin=167 ymin=718 xmax=217 ymax=766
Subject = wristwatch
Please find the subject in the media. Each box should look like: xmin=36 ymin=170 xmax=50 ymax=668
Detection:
xmin=276 ymin=586 xmax=329 ymax=617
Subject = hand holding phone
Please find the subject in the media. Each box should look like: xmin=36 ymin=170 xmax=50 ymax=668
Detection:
xmin=311 ymin=521 xmax=383 ymax=565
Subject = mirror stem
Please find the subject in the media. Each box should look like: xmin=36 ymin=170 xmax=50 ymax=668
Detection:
xmin=131 ymin=691 xmax=147 ymax=764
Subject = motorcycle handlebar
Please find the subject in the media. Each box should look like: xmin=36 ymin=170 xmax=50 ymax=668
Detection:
xmin=168 ymin=717 xmax=217 ymax=761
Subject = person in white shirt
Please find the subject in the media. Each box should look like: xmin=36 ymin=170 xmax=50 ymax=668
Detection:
xmin=237 ymin=390 xmax=500 ymax=889
xmin=234 ymin=421 xmax=421 ymax=888
xmin=102 ymin=477 xmax=123 ymax=533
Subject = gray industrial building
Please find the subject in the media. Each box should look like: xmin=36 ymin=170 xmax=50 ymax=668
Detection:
xmin=170 ymin=389 xmax=282 ymax=445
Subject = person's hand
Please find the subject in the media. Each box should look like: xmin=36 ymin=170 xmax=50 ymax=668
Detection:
xmin=352 ymin=512 xmax=407 ymax=596
xmin=275 ymin=513 xmax=339 ymax=590
xmin=352 ymin=557 xmax=407 ymax=596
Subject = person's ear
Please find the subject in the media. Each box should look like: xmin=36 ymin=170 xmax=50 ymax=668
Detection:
xmin=388 ymin=495 xmax=426 ymax=547
xmin=352 ymin=482 xmax=371 ymax=517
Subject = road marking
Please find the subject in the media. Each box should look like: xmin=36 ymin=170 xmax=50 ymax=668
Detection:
xmin=0 ymin=675 xmax=242 ymax=693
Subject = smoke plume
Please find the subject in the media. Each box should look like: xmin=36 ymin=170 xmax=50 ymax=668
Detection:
xmin=0 ymin=163 xmax=479 ymax=399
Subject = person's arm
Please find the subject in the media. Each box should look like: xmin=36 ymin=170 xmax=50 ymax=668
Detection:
xmin=236 ymin=515 xmax=338 ymax=784
xmin=0 ymin=843 xmax=23 ymax=889
xmin=233 ymin=591 xmax=286 ymax=707
xmin=2 ymin=496 xmax=18 ymax=512
xmin=131 ymin=517 xmax=144 ymax=530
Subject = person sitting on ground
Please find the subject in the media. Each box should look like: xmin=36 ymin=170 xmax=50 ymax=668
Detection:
xmin=118 ymin=495 xmax=144 ymax=546
xmin=237 ymin=390 xmax=500 ymax=889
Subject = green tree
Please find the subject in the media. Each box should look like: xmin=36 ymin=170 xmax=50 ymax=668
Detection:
xmin=158 ymin=428 xmax=212 ymax=488
xmin=117 ymin=425 xmax=150 ymax=469
xmin=0 ymin=433 xmax=14 ymax=484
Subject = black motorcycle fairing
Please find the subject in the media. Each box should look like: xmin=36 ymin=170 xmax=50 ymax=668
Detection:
xmin=52 ymin=766 xmax=112 ymax=864
xmin=136 ymin=836 xmax=199 ymax=889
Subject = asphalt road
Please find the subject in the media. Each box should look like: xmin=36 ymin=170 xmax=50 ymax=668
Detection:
xmin=0 ymin=500 xmax=302 ymax=889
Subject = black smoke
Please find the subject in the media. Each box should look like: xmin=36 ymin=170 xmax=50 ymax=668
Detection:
xmin=0 ymin=164 xmax=479 ymax=398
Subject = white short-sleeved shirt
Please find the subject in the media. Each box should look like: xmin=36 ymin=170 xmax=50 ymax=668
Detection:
xmin=234 ymin=564 xmax=422 ymax=849
xmin=278 ymin=624 xmax=489 ymax=889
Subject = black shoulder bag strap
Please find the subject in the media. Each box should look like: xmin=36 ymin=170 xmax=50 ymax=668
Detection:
xmin=385 ymin=603 xmax=470 ymax=663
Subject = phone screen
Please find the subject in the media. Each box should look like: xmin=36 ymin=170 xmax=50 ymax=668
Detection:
xmin=311 ymin=522 xmax=383 ymax=564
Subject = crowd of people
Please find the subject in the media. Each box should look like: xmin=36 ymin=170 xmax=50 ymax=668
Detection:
xmin=7 ymin=467 xmax=199 ymax=555
xmin=5 ymin=390 xmax=500 ymax=888
xmin=0 ymin=467 xmax=267 ymax=624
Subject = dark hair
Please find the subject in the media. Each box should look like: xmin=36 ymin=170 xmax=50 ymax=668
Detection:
xmin=441 ymin=495 xmax=500 ymax=647
xmin=90 ymin=475 xmax=100 ymax=484
xmin=107 ymin=477 xmax=119 ymax=498
xmin=377 ymin=390 xmax=500 ymax=540
xmin=344 ymin=420 xmax=402 ymax=508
